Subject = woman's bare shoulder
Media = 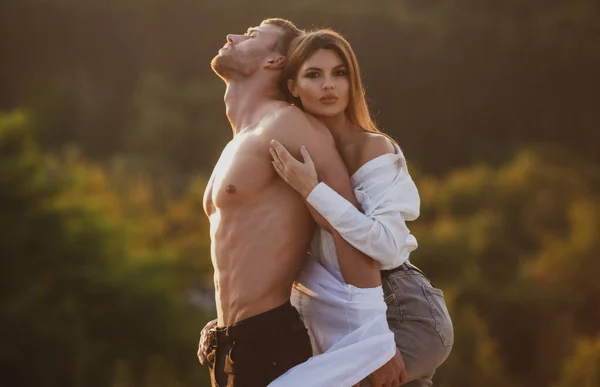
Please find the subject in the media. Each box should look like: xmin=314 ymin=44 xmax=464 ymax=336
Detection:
xmin=357 ymin=133 xmax=395 ymax=166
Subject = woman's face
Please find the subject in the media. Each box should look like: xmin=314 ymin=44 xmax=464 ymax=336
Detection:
xmin=288 ymin=49 xmax=350 ymax=118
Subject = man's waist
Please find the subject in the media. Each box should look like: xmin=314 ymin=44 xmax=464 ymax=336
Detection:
xmin=209 ymin=300 xmax=303 ymax=347
xmin=216 ymin=288 xmax=292 ymax=326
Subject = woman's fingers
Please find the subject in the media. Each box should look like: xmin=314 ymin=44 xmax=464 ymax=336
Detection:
xmin=269 ymin=147 xmax=280 ymax=163
xmin=272 ymin=160 xmax=282 ymax=176
xmin=300 ymin=145 xmax=314 ymax=167
xmin=271 ymin=140 xmax=313 ymax=170
xmin=272 ymin=160 xmax=282 ymax=174
xmin=270 ymin=139 xmax=290 ymax=162
xmin=272 ymin=161 xmax=287 ymax=182
xmin=269 ymin=147 xmax=286 ymax=170
xmin=271 ymin=139 xmax=305 ymax=169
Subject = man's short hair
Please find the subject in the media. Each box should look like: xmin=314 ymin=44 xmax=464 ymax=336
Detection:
xmin=262 ymin=18 xmax=304 ymax=54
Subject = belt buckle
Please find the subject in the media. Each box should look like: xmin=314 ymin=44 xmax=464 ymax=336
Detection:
xmin=207 ymin=327 xmax=219 ymax=349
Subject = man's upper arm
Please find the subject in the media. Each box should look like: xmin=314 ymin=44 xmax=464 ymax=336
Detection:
xmin=270 ymin=107 xmax=382 ymax=288
xmin=273 ymin=109 xmax=359 ymax=208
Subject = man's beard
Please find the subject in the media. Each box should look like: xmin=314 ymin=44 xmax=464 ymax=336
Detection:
xmin=211 ymin=53 xmax=243 ymax=81
xmin=211 ymin=50 xmax=259 ymax=81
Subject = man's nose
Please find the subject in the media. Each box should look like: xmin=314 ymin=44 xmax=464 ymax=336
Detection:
xmin=226 ymin=34 xmax=240 ymax=44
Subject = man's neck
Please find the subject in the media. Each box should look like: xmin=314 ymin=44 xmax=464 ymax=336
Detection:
xmin=224 ymin=77 xmax=286 ymax=134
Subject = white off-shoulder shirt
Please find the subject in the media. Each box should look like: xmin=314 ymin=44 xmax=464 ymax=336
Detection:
xmin=269 ymin=142 xmax=421 ymax=387
xmin=306 ymin=141 xmax=420 ymax=272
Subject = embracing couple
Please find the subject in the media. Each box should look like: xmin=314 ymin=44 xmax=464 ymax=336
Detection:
xmin=197 ymin=18 xmax=453 ymax=387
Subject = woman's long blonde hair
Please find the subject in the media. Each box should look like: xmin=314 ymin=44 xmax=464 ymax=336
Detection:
xmin=282 ymin=29 xmax=385 ymax=136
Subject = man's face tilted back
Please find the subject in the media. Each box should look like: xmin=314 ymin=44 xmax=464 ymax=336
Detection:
xmin=211 ymin=23 xmax=284 ymax=81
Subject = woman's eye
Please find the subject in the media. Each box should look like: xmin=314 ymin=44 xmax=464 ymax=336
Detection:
xmin=334 ymin=70 xmax=348 ymax=76
xmin=305 ymin=72 xmax=320 ymax=78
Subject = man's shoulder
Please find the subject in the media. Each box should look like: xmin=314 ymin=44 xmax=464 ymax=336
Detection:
xmin=267 ymin=106 xmax=332 ymax=140
xmin=262 ymin=106 xmax=337 ymax=160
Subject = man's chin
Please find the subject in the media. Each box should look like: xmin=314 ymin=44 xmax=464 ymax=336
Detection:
xmin=211 ymin=55 xmax=234 ymax=80
xmin=211 ymin=56 xmax=226 ymax=78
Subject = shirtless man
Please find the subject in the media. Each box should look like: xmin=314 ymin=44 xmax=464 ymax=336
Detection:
xmin=197 ymin=19 xmax=401 ymax=386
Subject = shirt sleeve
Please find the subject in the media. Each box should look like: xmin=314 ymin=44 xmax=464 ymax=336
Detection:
xmin=306 ymin=179 xmax=417 ymax=269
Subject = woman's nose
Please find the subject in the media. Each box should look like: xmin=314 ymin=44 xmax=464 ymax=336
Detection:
xmin=322 ymin=80 xmax=335 ymax=90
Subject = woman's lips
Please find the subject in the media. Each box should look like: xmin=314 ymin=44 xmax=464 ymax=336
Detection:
xmin=319 ymin=95 xmax=339 ymax=104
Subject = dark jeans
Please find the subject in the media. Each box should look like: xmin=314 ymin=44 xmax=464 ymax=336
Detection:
xmin=205 ymin=301 xmax=312 ymax=387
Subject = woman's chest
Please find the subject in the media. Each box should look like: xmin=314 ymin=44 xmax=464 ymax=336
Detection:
xmin=337 ymin=141 xmax=364 ymax=177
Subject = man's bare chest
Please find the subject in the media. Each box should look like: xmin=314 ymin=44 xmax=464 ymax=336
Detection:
xmin=203 ymin=131 xmax=274 ymax=215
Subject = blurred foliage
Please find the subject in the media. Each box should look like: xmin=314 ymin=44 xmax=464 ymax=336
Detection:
xmin=1 ymin=0 xmax=598 ymax=175
xmin=553 ymin=334 xmax=600 ymax=387
xmin=411 ymin=146 xmax=600 ymax=386
xmin=1 ymin=0 xmax=599 ymax=386
xmin=0 ymin=112 xmax=211 ymax=387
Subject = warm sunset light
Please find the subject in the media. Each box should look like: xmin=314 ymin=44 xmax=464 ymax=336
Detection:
xmin=1 ymin=1 xmax=598 ymax=386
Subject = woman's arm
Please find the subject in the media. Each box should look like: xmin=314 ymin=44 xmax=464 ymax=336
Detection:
xmin=270 ymin=140 xmax=418 ymax=269
xmin=271 ymin=135 xmax=404 ymax=385
xmin=306 ymin=182 xmax=414 ymax=267
xmin=269 ymin=137 xmax=380 ymax=288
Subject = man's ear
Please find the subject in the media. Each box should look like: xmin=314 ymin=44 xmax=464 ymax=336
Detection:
xmin=287 ymin=79 xmax=298 ymax=98
xmin=265 ymin=55 xmax=286 ymax=70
